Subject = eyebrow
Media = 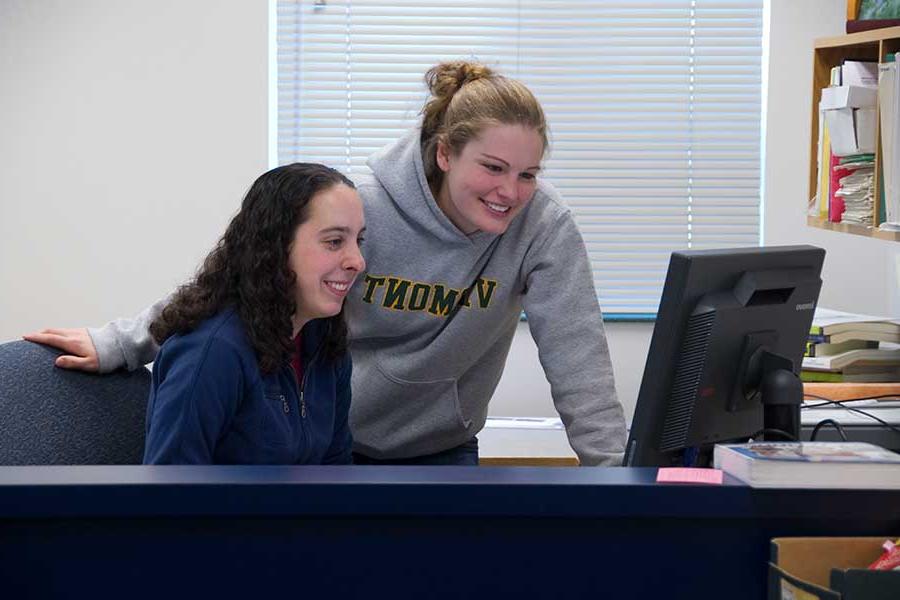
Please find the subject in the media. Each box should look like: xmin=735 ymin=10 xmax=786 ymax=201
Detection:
xmin=319 ymin=226 xmax=367 ymax=235
xmin=480 ymin=153 xmax=541 ymax=171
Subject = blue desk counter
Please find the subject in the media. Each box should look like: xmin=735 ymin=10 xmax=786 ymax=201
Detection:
xmin=1 ymin=466 xmax=898 ymax=599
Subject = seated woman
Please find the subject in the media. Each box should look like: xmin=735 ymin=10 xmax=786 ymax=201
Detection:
xmin=143 ymin=163 xmax=365 ymax=464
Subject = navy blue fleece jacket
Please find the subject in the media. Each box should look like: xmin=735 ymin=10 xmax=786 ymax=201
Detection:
xmin=143 ymin=308 xmax=352 ymax=465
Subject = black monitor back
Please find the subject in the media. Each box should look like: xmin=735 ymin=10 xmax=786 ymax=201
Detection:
xmin=624 ymin=245 xmax=825 ymax=467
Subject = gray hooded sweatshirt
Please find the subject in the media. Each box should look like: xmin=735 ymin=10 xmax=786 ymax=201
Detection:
xmin=89 ymin=127 xmax=626 ymax=466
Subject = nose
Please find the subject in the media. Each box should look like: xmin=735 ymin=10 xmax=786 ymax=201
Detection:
xmin=343 ymin=242 xmax=366 ymax=273
xmin=497 ymin=173 xmax=518 ymax=201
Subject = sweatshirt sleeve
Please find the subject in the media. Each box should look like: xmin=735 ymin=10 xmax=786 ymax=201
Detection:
xmin=321 ymin=354 xmax=354 ymax=465
xmin=87 ymin=295 xmax=171 ymax=373
xmin=521 ymin=209 xmax=626 ymax=467
xmin=143 ymin=334 xmax=244 ymax=464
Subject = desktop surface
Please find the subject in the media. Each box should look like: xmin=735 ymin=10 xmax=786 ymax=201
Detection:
xmin=1 ymin=464 xmax=748 ymax=518
xmin=481 ymin=404 xmax=900 ymax=466
xmin=1 ymin=464 xmax=897 ymax=600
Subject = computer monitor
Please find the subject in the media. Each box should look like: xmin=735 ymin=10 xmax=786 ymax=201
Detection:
xmin=623 ymin=245 xmax=825 ymax=467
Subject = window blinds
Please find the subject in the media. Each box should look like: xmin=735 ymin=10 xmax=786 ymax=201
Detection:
xmin=276 ymin=0 xmax=763 ymax=314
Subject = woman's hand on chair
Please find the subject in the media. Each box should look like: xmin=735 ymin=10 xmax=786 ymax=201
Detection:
xmin=22 ymin=328 xmax=100 ymax=372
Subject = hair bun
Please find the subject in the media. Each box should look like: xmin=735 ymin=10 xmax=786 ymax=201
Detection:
xmin=425 ymin=61 xmax=495 ymax=99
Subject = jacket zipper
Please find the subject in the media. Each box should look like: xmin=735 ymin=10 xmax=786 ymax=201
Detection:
xmin=289 ymin=337 xmax=323 ymax=418
xmin=288 ymin=368 xmax=305 ymax=418
xmin=295 ymin=343 xmax=322 ymax=419
xmin=289 ymin=326 xmax=326 ymax=462
xmin=298 ymin=341 xmax=325 ymax=417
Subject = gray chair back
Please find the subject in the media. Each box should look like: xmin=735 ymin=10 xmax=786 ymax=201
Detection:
xmin=0 ymin=340 xmax=150 ymax=464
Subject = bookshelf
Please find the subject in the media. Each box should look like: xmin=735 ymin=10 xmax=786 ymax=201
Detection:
xmin=808 ymin=26 xmax=900 ymax=241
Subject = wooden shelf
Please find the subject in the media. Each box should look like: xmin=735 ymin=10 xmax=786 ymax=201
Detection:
xmin=807 ymin=216 xmax=900 ymax=241
xmin=808 ymin=27 xmax=900 ymax=241
xmin=804 ymin=382 xmax=900 ymax=401
xmin=815 ymin=25 xmax=900 ymax=48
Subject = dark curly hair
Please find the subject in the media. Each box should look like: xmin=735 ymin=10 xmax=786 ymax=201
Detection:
xmin=149 ymin=163 xmax=355 ymax=373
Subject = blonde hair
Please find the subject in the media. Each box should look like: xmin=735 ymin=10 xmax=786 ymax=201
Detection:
xmin=420 ymin=61 xmax=548 ymax=191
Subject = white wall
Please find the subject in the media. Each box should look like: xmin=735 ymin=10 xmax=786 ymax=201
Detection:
xmin=2 ymin=0 xmax=895 ymax=426
xmin=764 ymin=0 xmax=900 ymax=315
xmin=491 ymin=321 xmax=653 ymax=421
xmin=0 ymin=0 xmax=268 ymax=339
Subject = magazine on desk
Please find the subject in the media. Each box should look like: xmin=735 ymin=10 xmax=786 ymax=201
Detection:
xmin=712 ymin=442 xmax=900 ymax=489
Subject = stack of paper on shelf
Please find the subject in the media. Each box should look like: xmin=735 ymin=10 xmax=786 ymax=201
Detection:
xmin=833 ymin=154 xmax=875 ymax=223
xmin=802 ymin=307 xmax=900 ymax=382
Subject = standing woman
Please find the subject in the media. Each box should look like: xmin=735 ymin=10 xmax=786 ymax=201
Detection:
xmin=143 ymin=163 xmax=365 ymax=464
xmin=345 ymin=62 xmax=624 ymax=466
xmin=26 ymin=61 xmax=625 ymax=466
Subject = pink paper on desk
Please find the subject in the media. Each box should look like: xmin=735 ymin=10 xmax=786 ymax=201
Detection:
xmin=656 ymin=467 xmax=723 ymax=485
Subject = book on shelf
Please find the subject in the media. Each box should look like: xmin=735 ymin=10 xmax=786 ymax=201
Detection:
xmin=712 ymin=442 xmax=900 ymax=489
xmin=801 ymin=363 xmax=900 ymax=382
xmin=841 ymin=60 xmax=878 ymax=88
xmin=815 ymin=97 xmax=832 ymax=219
xmin=801 ymin=369 xmax=900 ymax=383
xmin=814 ymin=66 xmax=843 ymax=219
xmin=803 ymin=309 xmax=900 ymax=381
xmin=879 ymin=52 xmax=900 ymax=228
xmin=809 ymin=307 xmax=900 ymax=344
xmin=811 ymin=329 xmax=900 ymax=344
xmin=803 ymin=347 xmax=900 ymax=371
xmin=805 ymin=338 xmax=877 ymax=357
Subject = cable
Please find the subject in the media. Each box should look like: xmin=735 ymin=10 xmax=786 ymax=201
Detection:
xmin=682 ymin=446 xmax=700 ymax=468
xmin=810 ymin=418 xmax=848 ymax=441
xmin=750 ymin=428 xmax=797 ymax=442
xmin=840 ymin=403 xmax=900 ymax=438
xmin=800 ymin=397 xmax=900 ymax=440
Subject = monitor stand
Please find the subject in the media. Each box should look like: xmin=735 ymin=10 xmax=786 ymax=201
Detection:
xmin=758 ymin=352 xmax=803 ymax=442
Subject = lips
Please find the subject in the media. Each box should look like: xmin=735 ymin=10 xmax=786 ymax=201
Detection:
xmin=324 ymin=279 xmax=353 ymax=296
xmin=481 ymin=198 xmax=511 ymax=215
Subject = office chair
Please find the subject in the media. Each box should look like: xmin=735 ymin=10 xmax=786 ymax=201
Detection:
xmin=0 ymin=339 xmax=150 ymax=465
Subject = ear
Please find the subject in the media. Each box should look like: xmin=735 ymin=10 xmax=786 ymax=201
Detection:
xmin=436 ymin=140 xmax=451 ymax=173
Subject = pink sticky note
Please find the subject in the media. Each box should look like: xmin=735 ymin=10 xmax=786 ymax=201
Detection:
xmin=656 ymin=467 xmax=723 ymax=485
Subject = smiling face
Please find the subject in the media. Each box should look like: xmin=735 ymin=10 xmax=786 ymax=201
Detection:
xmin=435 ymin=123 xmax=544 ymax=235
xmin=289 ymin=183 xmax=366 ymax=332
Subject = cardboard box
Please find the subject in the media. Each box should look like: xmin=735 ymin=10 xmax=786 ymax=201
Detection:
xmin=769 ymin=537 xmax=900 ymax=600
